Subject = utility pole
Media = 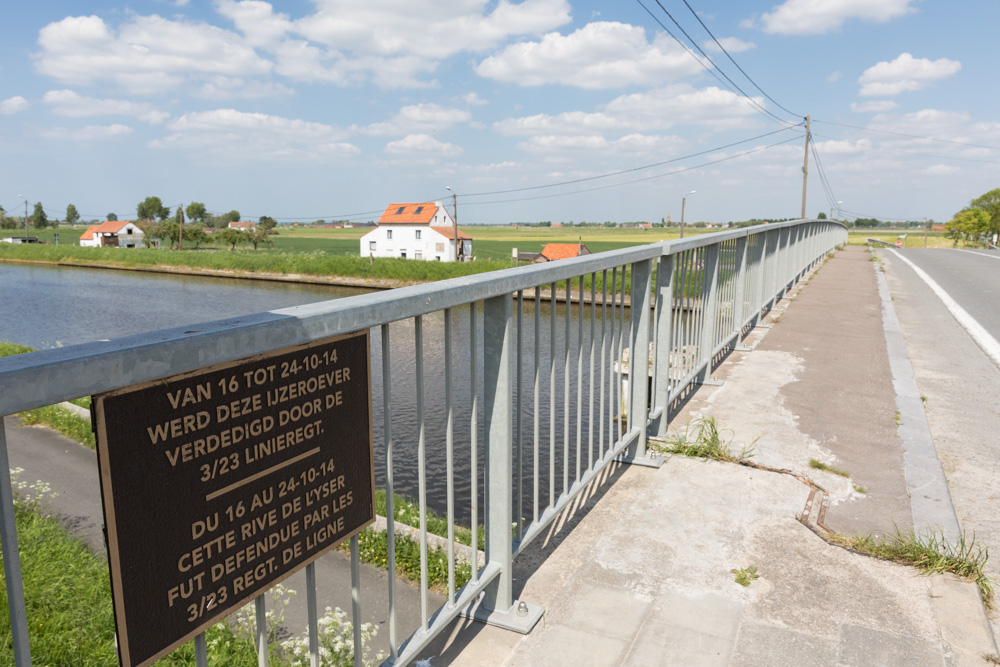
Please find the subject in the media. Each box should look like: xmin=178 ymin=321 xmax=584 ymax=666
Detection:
xmin=446 ymin=187 xmax=459 ymax=262
xmin=24 ymin=198 xmax=29 ymax=241
xmin=178 ymin=203 xmax=184 ymax=250
xmin=801 ymin=114 xmax=810 ymax=220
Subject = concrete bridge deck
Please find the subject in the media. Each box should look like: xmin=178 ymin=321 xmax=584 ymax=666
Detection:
xmin=418 ymin=245 xmax=998 ymax=666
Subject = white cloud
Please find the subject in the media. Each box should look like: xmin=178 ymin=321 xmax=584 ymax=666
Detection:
xmin=384 ymin=134 xmax=462 ymax=157
xmin=34 ymin=14 xmax=273 ymax=96
xmin=826 ymin=71 xmax=842 ymax=82
xmin=494 ymin=84 xmax=763 ymax=136
xmin=850 ymin=100 xmax=898 ymax=113
xmin=814 ymin=138 xmax=872 ymax=154
xmin=0 ymin=96 xmax=29 ymax=115
xmin=858 ymin=53 xmax=961 ymax=96
xmin=150 ymin=109 xmax=359 ymax=161
xmin=920 ymin=164 xmax=959 ymax=176
xmin=42 ymin=89 xmax=169 ymax=123
xmin=704 ymin=37 xmax=755 ymax=53
xmin=517 ymin=133 xmax=683 ymax=156
xmin=359 ymin=104 xmax=471 ymax=136
xmin=760 ymin=0 xmax=917 ymax=35
xmin=461 ymin=92 xmax=489 ymax=106
xmin=41 ymin=124 xmax=134 ymax=141
xmin=476 ymin=21 xmax=704 ymax=89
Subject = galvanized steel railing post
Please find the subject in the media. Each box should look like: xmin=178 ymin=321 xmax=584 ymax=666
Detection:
xmin=697 ymin=245 xmax=721 ymax=385
xmin=651 ymin=253 xmax=675 ymax=436
xmin=482 ymin=294 xmax=513 ymax=612
xmin=732 ymin=236 xmax=749 ymax=332
xmin=0 ymin=420 xmax=31 ymax=667
xmin=626 ymin=260 xmax=653 ymax=461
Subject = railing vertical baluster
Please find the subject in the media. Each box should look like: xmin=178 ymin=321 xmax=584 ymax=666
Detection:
xmin=576 ymin=276 xmax=584 ymax=482
xmin=350 ymin=535 xmax=362 ymax=667
xmin=533 ymin=289 xmax=540 ymax=524
xmin=563 ymin=278 xmax=571 ymax=495
xmin=608 ymin=267 xmax=617 ymax=449
xmin=306 ymin=563 xmax=319 ymax=667
xmin=732 ymin=236 xmax=749 ymax=339
xmin=482 ymin=293 xmax=514 ymax=614
xmin=195 ymin=632 xmax=208 ymax=667
xmin=470 ymin=302 xmax=479 ymax=586
xmin=415 ymin=315 xmax=428 ymax=631
xmin=616 ymin=265 xmax=626 ymax=444
xmin=445 ymin=309 xmax=455 ymax=604
xmin=588 ymin=273 xmax=596 ymax=471
xmin=0 ymin=420 xmax=31 ymax=667
xmin=549 ymin=283 xmax=556 ymax=508
xmin=652 ymin=253 xmax=675 ymax=436
xmin=599 ymin=270 xmax=608 ymax=459
xmin=516 ymin=291 xmax=523 ymax=540
xmin=380 ymin=323 xmax=397 ymax=660
xmin=255 ymin=595 xmax=268 ymax=667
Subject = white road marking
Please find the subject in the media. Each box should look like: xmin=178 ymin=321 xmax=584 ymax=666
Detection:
xmin=960 ymin=250 xmax=1000 ymax=261
xmin=889 ymin=249 xmax=1000 ymax=369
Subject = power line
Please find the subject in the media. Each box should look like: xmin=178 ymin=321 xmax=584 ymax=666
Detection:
xmin=459 ymin=124 xmax=803 ymax=198
xmin=632 ymin=0 xmax=794 ymax=127
xmin=813 ymin=119 xmax=1000 ymax=151
xmin=680 ymin=0 xmax=801 ymax=118
xmin=460 ymin=134 xmax=804 ymax=207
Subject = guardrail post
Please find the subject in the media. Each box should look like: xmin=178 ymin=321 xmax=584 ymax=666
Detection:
xmin=697 ymin=245 xmax=721 ymax=385
xmin=732 ymin=235 xmax=749 ymax=334
xmin=471 ymin=294 xmax=543 ymax=632
xmin=0 ymin=420 xmax=31 ymax=667
xmin=625 ymin=259 xmax=662 ymax=467
xmin=651 ymin=253 xmax=675 ymax=436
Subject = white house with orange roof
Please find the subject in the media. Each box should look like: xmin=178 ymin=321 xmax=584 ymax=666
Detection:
xmin=360 ymin=202 xmax=472 ymax=262
xmin=79 ymin=220 xmax=147 ymax=248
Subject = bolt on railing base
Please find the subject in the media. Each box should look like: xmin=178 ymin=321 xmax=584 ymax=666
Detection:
xmin=617 ymin=451 xmax=665 ymax=469
xmin=458 ymin=594 xmax=544 ymax=634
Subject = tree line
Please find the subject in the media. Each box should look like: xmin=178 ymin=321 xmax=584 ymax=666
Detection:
xmin=945 ymin=188 xmax=1000 ymax=246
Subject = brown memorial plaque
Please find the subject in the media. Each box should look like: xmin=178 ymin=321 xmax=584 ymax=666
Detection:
xmin=93 ymin=331 xmax=374 ymax=667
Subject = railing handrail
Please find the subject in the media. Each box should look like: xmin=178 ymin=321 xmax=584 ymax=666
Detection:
xmin=0 ymin=220 xmax=844 ymax=416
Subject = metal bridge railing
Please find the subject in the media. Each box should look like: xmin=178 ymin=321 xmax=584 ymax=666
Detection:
xmin=0 ymin=220 xmax=846 ymax=666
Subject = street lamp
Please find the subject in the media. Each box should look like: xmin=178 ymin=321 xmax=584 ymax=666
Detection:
xmin=830 ymin=200 xmax=842 ymax=221
xmin=680 ymin=190 xmax=696 ymax=239
xmin=17 ymin=194 xmax=28 ymax=242
xmin=445 ymin=186 xmax=459 ymax=262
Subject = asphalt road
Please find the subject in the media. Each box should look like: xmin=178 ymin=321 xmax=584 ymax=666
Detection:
xmin=879 ymin=246 xmax=1000 ymax=639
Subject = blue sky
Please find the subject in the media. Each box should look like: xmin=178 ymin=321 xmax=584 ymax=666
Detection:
xmin=1 ymin=0 xmax=998 ymax=225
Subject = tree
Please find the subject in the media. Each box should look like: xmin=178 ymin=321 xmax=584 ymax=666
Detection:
xmin=31 ymin=202 xmax=49 ymax=229
xmin=944 ymin=208 xmax=990 ymax=246
xmin=223 ymin=210 xmax=241 ymax=224
xmin=969 ymin=188 xmax=1000 ymax=238
xmin=175 ymin=205 xmax=185 ymax=225
xmin=184 ymin=224 xmax=207 ymax=249
xmin=66 ymin=204 xmax=80 ymax=225
xmin=0 ymin=207 xmax=14 ymax=230
xmin=816 ymin=211 xmax=827 ymax=219
xmin=135 ymin=220 xmax=163 ymax=247
xmin=185 ymin=202 xmax=207 ymax=224
xmin=217 ymin=227 xmax=247 ymax=250
xmin=107 ymin=212 xmax=118 ymax=221
xmin=246 ymin=227 xmax=273 ymax=250
xmin=258 ymin=216 xmax=277 ymax=231
xmin=137 ymin=196 xmax=170 ymax=222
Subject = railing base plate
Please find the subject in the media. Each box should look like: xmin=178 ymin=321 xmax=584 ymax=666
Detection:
xmin=618 ymin=452 xmax=665 ymax=468
xmin=458 ymin=595 xmax=544 ymax=634
xmin=695 ymin=377 xmax=725 ymax=387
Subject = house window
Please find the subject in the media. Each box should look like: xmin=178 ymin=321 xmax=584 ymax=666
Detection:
xmin=400 ymin=251 xmax=406 ymax=258
xmin=126 ymin=228 xmax=133 ymax=235
xmin=415 ymin=206 xmax=424 ymax=214
xmin=414 ymin=252 xmax=422 ymax=260
xmin=369 ymin=241 xmax=376 ymax=251
xmin=415 ymin=230 xmax=421 ymax=240
xmin=387 ymin=230 xmax=393 ymax=239
xmin=395 ymin=206 xmax=405 ymax=215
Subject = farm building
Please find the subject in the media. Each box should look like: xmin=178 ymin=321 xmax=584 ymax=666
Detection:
xmin=79 ymin=220 xmax=147 ymax=248
xmin=361 ymin=202 xmax=472 ymax=262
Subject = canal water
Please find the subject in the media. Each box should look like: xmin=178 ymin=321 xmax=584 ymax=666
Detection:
xmin=2 ymin=263 xmax=628 ymax=523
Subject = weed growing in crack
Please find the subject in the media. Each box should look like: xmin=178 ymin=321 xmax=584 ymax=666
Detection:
xmin=652 ymin=417 xmax=756 ymax=463
xmin=809 ymin=458 xmax=850 ymax=478
xmin=731 ymin=566 xmax=759 ymax=587
xmin=827 ymin=529 xmax=994 ymax=610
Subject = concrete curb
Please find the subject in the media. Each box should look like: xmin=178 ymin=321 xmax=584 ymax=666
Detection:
xmin=873 ymin=260 xmax=962 ymax=541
